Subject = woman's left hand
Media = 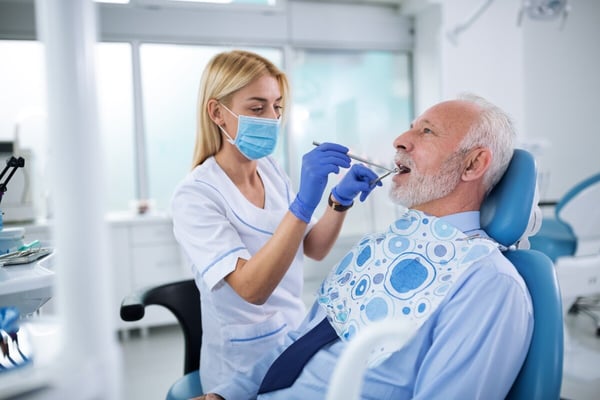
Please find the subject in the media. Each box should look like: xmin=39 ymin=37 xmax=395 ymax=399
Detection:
xmin=332 ymin=164 xmax=381 ymax=206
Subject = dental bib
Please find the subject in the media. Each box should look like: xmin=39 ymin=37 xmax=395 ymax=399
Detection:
xmin=317 ymin=209 xmax=499 ymax=366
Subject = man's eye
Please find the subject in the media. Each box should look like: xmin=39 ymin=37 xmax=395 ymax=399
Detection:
xmin=423 ymin=128 xmax=433 ymax=134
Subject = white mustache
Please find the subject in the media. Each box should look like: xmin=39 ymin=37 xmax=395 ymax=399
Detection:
xmin=394 ymin=153 xmax=414 ymax=170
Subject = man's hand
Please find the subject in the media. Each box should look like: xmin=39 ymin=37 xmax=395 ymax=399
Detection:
xmin=190 ymin=394 xmax=224 ymax=400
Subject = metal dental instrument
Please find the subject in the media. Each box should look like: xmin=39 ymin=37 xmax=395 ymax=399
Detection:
xmin=312 ymin=141 xmax=397 ymax=173
xmin=369 ymin=169 xmax=395 ymax=186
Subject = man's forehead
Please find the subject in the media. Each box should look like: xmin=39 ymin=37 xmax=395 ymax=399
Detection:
xmin=417 ymin=100 xmax=480 ymax=134
xmin=412 ymin=116 xmax=438 ymax=128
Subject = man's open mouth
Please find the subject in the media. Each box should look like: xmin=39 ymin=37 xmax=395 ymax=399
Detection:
xmin=396 ymin=164 xmax=411 ymax=174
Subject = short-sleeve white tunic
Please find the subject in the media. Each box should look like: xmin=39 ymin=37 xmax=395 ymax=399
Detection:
xmin=171 ymin=155 xmax=308 ymax=391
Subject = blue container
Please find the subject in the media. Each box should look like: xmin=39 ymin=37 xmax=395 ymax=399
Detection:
xmin=0 ymin=227 xmax=25 ymax=254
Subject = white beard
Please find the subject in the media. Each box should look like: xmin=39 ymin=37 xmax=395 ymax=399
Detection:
xmin=389 ymin=152 xmax=464 ymax=208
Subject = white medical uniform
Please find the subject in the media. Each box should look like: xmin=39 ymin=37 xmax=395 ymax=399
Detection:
xmin=170 ymin=155 xmax=309 ymax=392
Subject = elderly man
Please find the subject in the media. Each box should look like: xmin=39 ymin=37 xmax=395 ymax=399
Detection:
xmin=199 ymin=93 xmax=533 ymax=400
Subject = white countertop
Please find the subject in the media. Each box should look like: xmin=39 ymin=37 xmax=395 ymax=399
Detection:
xmin=0 ymin=252 xmax=55 ymax=316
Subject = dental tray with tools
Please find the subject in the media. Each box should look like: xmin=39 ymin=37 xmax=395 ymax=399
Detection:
xmin=0 ymin=247 xmax=53 ymax=266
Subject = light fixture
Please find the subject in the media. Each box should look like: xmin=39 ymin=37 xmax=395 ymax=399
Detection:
xmin=517 ymin=0 xmax=571 ymax=28
xmin=446 ymin=0 xmax=494 ymax=46
xmin=447 ymin=0 xmax=572 ymax=45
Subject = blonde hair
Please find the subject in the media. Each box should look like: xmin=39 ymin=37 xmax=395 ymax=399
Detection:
xmin=191 ymin=50 xmax=289 ymax=168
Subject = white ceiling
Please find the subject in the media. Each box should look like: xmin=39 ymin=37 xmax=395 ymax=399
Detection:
xmin=290 ymin=0 xmax=417 ymax=15
xmin=293 ymin=0 xmax=406 ymax=7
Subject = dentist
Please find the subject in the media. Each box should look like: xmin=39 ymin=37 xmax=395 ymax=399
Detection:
xmin=170 ymin=50 xmax=380 ymax=392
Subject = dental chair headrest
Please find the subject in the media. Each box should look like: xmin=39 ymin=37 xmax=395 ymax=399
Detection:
xmin=480 ymin=149 xmax=539 ymax=248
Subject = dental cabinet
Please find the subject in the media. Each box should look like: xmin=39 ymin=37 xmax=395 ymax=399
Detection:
xmin=18 ymin=213 xmax=192 ymax=333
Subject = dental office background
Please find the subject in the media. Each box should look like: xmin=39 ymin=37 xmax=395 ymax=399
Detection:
xmin=1 ymin=0 xmax=599 ymax=236
xmin=0 ymin=0 xmax=598 ymax=397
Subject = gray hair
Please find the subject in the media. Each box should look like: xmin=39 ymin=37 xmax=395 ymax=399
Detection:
xmin=456 ymin=93 xmax=516 ymax=194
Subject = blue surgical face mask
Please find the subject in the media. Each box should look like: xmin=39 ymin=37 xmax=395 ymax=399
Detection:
xmin=219 ymin=104 xmax=280 ymax=160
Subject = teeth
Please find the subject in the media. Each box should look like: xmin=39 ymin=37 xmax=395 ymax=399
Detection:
xmin=397 ymin=164 xmax=411 ymax=173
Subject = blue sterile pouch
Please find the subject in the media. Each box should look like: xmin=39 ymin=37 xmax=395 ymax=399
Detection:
xmin=0 ymin=307 xmax=33 ymax=372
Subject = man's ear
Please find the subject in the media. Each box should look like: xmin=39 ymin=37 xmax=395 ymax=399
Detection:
xmin=462 ymin=147 xmax=492 ymax=182
xmin=207 ymin=99 xmax=224 ymax=125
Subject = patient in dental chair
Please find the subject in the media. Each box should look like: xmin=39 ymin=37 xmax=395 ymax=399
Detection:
xmin=198 ymin=93 xmax=534 ymax=400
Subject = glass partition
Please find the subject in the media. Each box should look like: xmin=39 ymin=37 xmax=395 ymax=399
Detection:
xmin=290 ymin=49 xmax=413 ymax=234
xmin=139 ymin=44 xmax=283 ymax=210
xmin=0 ymin=40 xmax=136 ymax=216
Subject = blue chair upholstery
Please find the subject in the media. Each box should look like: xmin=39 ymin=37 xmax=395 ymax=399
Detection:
xmin=481 ymin=149 xmax=563 ymax=399
xmin=481 ymin=149 xmax=539 ymax=248
xmin=167 ymin=370 xmax=204 ymax=400
xmin=530 ymin=173 xmax=600 ymax=262
xmin=529 ymin=172 xmax=600 ymax=337
xmin=504 ymin=250 xmax=563 ymax=399
xmin=528 ymin=218 xmax=576 ymax=262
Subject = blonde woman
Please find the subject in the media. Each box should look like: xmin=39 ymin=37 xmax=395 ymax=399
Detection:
xmin=171 ymin=50 xmax=379 ymax=391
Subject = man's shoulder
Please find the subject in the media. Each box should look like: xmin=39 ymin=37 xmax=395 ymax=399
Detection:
xmin=464 ymin=249 xmax=531 ymax=301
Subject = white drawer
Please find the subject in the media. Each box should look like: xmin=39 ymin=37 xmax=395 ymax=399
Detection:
xmin=131 ymin=244 xmax=189 ymax=288
xmin=130 ymin=222 xmax=175 ymax=245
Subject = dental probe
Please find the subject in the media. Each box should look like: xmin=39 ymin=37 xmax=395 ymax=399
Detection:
xmin=312 ymin=141 xmax=398 ymax=173
xmin=369 ymin=169 xmax=395 ymax=186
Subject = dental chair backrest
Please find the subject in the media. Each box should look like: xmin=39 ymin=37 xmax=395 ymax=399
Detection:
xmin=555 ymin=173 xmax=600 ymax=256
xmin=481 ymin=148 xmax=563 ymax=400
xmin=326 ymin=149 xmax=564 ymax=400
xmin=480 ymin=149 xmax=541 ymax=248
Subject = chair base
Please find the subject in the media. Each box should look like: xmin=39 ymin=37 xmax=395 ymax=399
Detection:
xmin=166 ymin=370 xmax=203 ymax=400
xmin=569 ymin=296 xmax=600 ymax=336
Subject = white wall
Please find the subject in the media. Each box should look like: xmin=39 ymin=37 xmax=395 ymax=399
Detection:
xmin=2 ymin=0 xmax=598 ymax=202
xmin=522 ymin=0 xmax=600 ymax=200
xmin=411 ymin=0 xmax=600 ymax=201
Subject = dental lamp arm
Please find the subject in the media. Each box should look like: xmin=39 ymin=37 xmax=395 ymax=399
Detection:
xmin=0 ymin=156 xmax=25 ymax=204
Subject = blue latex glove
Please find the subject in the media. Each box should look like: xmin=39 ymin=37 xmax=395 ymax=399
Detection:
xmin=289 ymin=142 xmax=351 ymax=223
xmin=332 ymin=164 xmax=381 ymax=206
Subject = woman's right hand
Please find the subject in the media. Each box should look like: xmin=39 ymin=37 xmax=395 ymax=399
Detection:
xmin=289 ymin=142 xmax=351 ymax=222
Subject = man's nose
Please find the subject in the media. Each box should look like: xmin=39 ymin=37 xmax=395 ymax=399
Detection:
xmin=393 ymin=131 xmax=411 ymax=151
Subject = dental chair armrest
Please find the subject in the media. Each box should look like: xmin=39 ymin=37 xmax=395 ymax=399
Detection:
xmin=120 ymin=287 xmax=150 ymax=322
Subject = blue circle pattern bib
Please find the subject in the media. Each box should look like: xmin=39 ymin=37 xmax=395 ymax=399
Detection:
xmin=318 ymin=209 xmax=499 ymax=365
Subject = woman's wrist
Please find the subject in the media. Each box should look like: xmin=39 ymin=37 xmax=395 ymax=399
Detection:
xmin=328 ymin=191 xmax=353 ymax=211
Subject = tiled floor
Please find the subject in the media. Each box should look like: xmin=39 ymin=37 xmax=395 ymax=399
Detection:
xmin=119 ymin=308 xmax=600 ymax=400
xmin=561 ymin=312 xmax=600 ymax=400
xmin=119 ymin=326 xmax=185 ymax=399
